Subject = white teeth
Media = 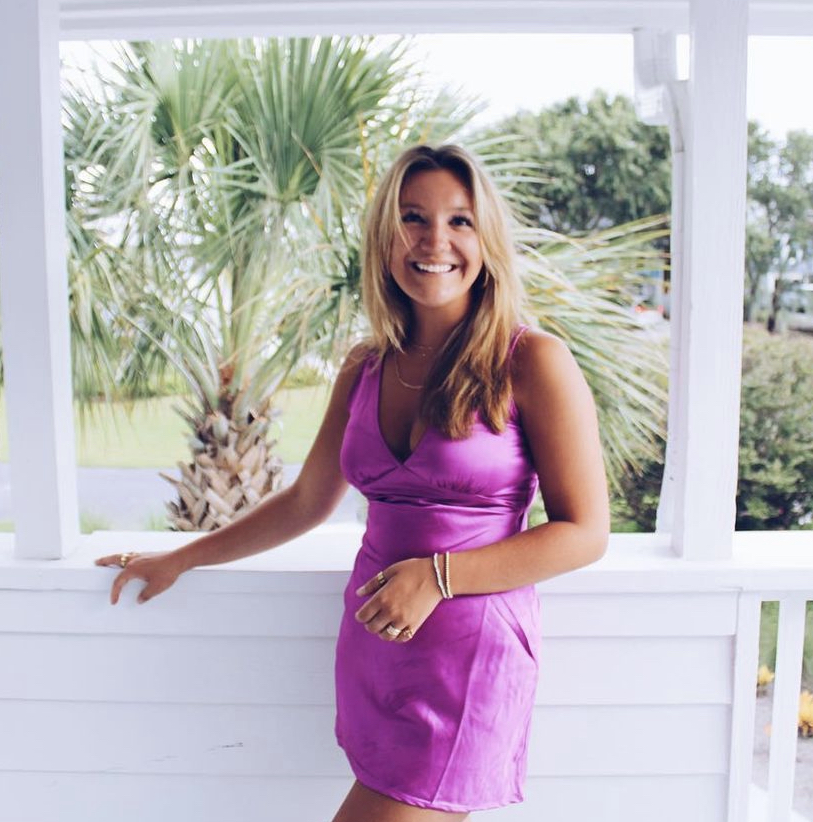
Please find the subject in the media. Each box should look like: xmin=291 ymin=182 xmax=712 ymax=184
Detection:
xmin=414 ymin=262 xmax=454 ymax=273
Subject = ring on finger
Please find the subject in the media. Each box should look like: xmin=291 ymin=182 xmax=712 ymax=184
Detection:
xmin=400 ymin=627 xmax=414 ymax=640
xmin=376 ymin=571 xmax=387 ymax=588
xmin=118 ymin=552 xmax=139 ymax=568
xmin=384 ymin=624 xmax=402 ymax=637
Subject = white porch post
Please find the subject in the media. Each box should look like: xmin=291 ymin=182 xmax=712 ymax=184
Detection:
xmin=632 ymin=29 xmax=687 ymax=538
xmin=671 ymin=0 xmax=749 ymax=559
xmin=0 ymin=0 xmax=79 ymax=558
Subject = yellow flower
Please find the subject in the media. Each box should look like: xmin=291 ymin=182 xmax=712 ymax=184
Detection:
xmin=799 ymin=690 xmax=813 ymax=738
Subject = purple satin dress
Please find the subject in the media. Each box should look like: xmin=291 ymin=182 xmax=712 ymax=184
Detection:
xmin=335 ymin=328 xmax=541 ymax=812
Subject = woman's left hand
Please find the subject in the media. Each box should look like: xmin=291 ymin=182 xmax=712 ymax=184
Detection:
xmin=355 ymin=557 xmax=443 ymax=642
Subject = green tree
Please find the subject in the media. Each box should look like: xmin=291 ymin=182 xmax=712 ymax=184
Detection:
xmin=475 ymin=90 xmax=672 ymax=236
xmin=64 ymin=37 xmax=411 ymax=529
xmin=746 ymin=124 xmax=813 ymax=329
xmin=738 ymin=326 xmax=813 ymax=529
xmin=614 ymin=324 xmax=813 ymax=532
xmin=63 ymin=39 xmax=670 ymax=532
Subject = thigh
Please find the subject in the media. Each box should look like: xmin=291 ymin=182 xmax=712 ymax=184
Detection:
xmin=331 ymin=780 xmax=469 ymax=822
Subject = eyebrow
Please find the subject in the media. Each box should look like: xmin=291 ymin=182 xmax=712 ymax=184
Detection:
xmin=399 ymin=202 xmax=474 ymax=212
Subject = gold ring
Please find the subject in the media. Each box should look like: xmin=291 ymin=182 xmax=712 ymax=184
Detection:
xmin=384 ymin=624 xmax=402 ymax=637
xmin=401 ymin=627 xmax=414 ymax=640
xmin=118 ymin=552 xmax=139 ymax=568
xmin=376 ymin=571 xmax=387 ymax=588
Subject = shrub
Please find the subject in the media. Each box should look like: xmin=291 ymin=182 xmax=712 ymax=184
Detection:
xmin=737 ymin=325 xmax=813 ymax=530
xmin=614 ymin=324 xmax=813 ymax=532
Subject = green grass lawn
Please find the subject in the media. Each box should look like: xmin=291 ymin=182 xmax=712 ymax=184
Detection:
xmin=760 ymin=600 xmax=813 ymax=691
xmin=0 ymin=385 xmax=331 ymax=468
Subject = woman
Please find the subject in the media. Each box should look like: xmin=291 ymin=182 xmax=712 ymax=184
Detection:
xmin=96 ymin=144 xmax=610 ymax=821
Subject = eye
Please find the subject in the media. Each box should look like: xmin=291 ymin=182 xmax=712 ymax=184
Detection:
xmin=451 ymin=215 xmax=474 ymax=227
xmin=401 ymin=211 xmax=424 ymax=224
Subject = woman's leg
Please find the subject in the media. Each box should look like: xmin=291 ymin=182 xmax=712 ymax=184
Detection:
xmin=331 ymin=780 xmax=469 ymax=822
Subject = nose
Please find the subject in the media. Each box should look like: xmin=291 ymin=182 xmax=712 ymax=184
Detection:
xmin=419 ymin=219 xmax=451 ymax=251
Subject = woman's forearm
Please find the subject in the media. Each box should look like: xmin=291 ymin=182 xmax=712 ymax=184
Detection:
xmin=171 ymin=482 xmax=326 ymax=573
xmin=446 ymin=520 xmax=608 ymax=596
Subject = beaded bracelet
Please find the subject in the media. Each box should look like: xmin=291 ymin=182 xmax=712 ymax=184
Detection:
xmin=432 ymin=552 xmax=453 ymax=599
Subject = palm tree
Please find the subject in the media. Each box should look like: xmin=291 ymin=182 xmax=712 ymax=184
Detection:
xmin=64 ymin=36 xmax=411 ymax=529
xmin=63 ymin=35 xmax=668 ymax=530
xmin=517 ymin=217 xmax=670 ymax=490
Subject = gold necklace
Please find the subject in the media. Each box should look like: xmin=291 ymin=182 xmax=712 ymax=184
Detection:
xmin=394 ymin=351 xmax=424 ymax=390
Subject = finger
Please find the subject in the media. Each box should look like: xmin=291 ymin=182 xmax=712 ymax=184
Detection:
xmin=356 ymin=574 xmax=381 ymax=597
xmin=378 ymin=624 xmax=404 ymax=642
xmin=354 ymin=599 xmax=380 ymax=625
xmin=136 ymin=576 xmax=169 ymax=604
xmin=357 ymin=604 xmax=394 ymax=635
xmin=367 ymin=611 xmax=399 ymax=635
xmin=110 ymin=570 xmax=135 ymax=605
xmin=356 ymin=570 xmax=388 ymax=597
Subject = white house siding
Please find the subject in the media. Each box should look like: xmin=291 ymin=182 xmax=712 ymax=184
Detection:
xmin=4 ymin=530 xmax=810 ymax=822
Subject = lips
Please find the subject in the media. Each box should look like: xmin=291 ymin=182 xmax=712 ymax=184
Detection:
xmin=412 ymin=262 xmax=456 ymax=273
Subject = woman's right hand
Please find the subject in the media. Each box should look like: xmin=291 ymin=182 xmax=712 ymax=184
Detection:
xmin=95 ymin=550 xmax=186 ymax=605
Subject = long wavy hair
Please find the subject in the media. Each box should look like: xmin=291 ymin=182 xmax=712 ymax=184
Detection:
xmin=362 ymin=144 xmax=528 ymax=438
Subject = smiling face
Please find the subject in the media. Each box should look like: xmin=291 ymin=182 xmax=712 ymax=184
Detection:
xmin=388 ymin=168 xmax=484 ymax=323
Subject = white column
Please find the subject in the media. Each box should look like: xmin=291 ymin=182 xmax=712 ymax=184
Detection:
xmin=672 ymin=0 xmax=749 ymax=559
xmin=631 ymin=28 xmax=687 ymax=538
xmin=0 ymin=0 xmax=79 ymax=558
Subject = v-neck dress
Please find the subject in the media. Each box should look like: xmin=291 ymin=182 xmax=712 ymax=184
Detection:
xmin=334 ymin=327 xmax=541 ymax=812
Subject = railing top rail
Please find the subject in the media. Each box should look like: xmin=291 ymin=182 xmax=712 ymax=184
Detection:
xmin=1 ymin=529 xmax=811 ymax=595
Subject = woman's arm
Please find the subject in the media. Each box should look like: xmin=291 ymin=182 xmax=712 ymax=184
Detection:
xmin=449 ymin=328 xmax=610 ymax=594
xmin=352 ymin=329 xmax=610 ymax=641
xmin=170 ymin=343 xmax=368 ymax=572
xmin=96 ymin=343 xmax=369 ymax=603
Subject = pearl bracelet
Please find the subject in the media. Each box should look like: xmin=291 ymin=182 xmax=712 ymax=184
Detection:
xmin=432 ymin=552 xmax=452 ymax=599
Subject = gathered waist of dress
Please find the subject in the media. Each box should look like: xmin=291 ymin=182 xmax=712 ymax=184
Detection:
xmin=361 ymin=498 xmax=529 ymax=564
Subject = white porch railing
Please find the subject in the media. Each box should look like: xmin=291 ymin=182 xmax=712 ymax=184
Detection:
xmin=1 ymin=529 xmax=810 ymax=822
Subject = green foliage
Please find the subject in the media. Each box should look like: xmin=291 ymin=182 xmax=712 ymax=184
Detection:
xmin=517 ymin=217 xmax=670 ymax=491
xmin=474 ymin=91 xmax=672 ymax=236
xmin=282 ymin=364 xmax=330 ymax=388
xmin=759 ymin=600 xmax=813 ymax=691
xmin=58 ymin=41 xmax=675 ymax=498
xmin=80 ymin=511 xmax=113 ymax=533
xmin=738 ymin=326 xmax=813 ymax=529
xmin=142 ymin=511 xmax=171 ymax=531
xmin=746 ymin=123 xmax=813 ymax=326
xmin=615 ymin=324 xmax=813 ymax=531
xmin=607 ymin=327 xmax=667 ymax=530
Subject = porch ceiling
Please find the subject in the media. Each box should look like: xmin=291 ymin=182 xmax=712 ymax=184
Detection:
xmin=58 ymin=0 xmax=813 ymax=39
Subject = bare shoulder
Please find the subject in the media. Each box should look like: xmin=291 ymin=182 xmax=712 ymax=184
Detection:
xmin=330 ymin=340 xmax=375 ymax=407
xmin=511 ymin=327 xmax=584 ymax=412
xmin=339 ymin=340 xmax=375 ymax=376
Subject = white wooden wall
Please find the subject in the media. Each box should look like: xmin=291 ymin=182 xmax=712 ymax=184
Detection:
xmin=2 ymin=529 xmax=811 ymax=822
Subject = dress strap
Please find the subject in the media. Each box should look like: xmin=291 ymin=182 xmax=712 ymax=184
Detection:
xmin=508 ymin=324 xmax=530 ymax=360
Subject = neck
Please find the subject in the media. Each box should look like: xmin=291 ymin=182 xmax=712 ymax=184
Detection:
xmin=409 ymin=307 xmax=469 ymax=350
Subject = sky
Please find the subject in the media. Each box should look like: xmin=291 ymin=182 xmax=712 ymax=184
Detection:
xmin=409 ymin=33 xmax=813 ymax=139
xmin=62 ymin=33 xmax=813 ymax=140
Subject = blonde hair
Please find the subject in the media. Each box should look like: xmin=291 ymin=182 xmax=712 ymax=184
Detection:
xmin=362 ymin=144 xmax=527 ymax=438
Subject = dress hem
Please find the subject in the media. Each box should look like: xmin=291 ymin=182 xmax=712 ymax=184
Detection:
xmin=340 ymin=744 xmax=526 ymax=813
